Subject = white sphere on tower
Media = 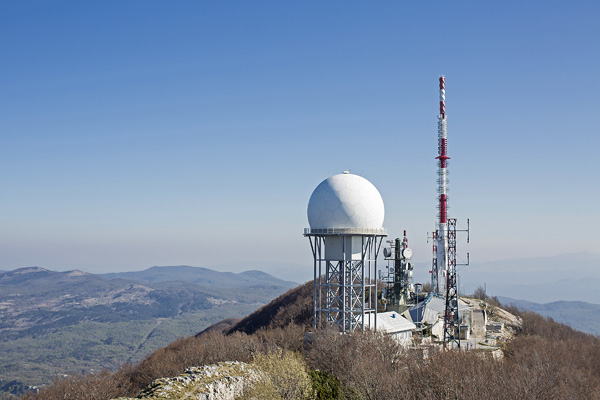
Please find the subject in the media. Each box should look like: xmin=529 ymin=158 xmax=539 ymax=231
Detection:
xmin=307 ymin=172 xmax=385 ymax=230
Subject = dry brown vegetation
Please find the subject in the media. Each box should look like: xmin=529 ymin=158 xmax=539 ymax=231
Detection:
xmin=22 ymin=326 xmax=305 ymax=400
xmin=226 ymin=281 xmax=314 ymax=335
xmin=22 ymin=292 xmax=600 ymax=400
xmin=306 ymin=316 xmax=600 ymax=399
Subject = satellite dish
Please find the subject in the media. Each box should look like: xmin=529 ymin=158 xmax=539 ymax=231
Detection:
xmin=383 ymin=248 xmax=392 ymax=258
xmin=402 ymin=248 xmax=413 ymax=259
xmin=407 ymin=262 xmax=413 ymax=271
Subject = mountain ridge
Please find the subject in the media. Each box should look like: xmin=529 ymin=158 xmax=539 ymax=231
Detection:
xmin=497 ymin=296 xmax=600 ymax=336
xmin=411 ymin=252 xmax=600 ymax=304
xmin=0 ymin=265 xmax=296 ymax=397
xmin=100 ymin=265 xmax=297 ymax=287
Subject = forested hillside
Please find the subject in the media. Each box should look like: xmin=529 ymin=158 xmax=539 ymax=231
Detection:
xmin=21 ymin=281 xmax=600 ymax=400
xmin=0 ymin=266 xmax=295 ymax=398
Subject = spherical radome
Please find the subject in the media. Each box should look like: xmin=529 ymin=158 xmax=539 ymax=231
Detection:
xmin=307 ymin=173 xmax=385 ymax=230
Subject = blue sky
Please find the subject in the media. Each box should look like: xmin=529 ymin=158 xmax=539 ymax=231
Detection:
xmin=1 ymin=1 xmax=598 ymax=282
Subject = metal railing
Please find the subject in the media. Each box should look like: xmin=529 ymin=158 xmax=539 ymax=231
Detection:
xmin=304 ymin=227 xmax=387 ymax=235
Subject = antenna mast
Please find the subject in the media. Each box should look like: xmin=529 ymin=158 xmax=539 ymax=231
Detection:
xmin=436 ymin=77 xmax=470 ymax=349
xmin=435 ymin=76 xmax=450 ymax=295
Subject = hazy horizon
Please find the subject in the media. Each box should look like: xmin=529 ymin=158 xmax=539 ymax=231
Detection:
xmin=4 ymin=251 xmax=600 ymax=305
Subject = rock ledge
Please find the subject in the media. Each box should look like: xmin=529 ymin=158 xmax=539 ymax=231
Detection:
xmin=114 ymin=361 xmax=260 ymax=400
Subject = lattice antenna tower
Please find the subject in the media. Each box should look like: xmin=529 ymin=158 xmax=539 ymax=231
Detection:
xmin=434 ymin=77 xmax=470 ymax=349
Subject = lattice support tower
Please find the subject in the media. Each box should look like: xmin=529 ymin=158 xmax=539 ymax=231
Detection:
xmin=443 ymin=218 xmax=460 ymax=349
xmin=307 ymin=231 xmax=385 ymax=333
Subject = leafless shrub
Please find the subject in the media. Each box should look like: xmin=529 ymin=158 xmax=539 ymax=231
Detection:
xmin=228 ymin=281 xmax=314 ymax=335
xmin=20 ymin=287 xmax=600 ymax=400
xmin=305 ymin=327 xmax=409 ymax=399
xmin=125 ymin=331 xmax=262 ymax=391
xmin=504 ymin=313 xmax=600 ymax=399
xmin=21 ymin=369 xmax=132 ymax=400
xmin=472 ymin=285 xmax=486 ymax=300
xmin=254 ymin=323 xmax=306 ymax=353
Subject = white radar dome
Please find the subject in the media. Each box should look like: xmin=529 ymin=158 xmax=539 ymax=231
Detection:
xmin=307 ymin=173 xmax=385 ymax=230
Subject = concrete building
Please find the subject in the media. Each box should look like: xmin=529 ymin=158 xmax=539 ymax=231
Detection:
xmin=373 ymin=311 xmax=416 ymax=346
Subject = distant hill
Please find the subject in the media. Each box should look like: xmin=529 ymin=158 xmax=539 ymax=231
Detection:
xmin=458 ymin=252 xmax=600 ymax=304
xmin=0 ymin=266 xmax=296 ymax=397
xmin=227 ymin=280 xmax=313 ymax=335
xmin=412 ymin=253 xmax=600 ymax=304
xmin=194 ymin=280 xmax=314 ymax=338
xmin=101 ymin=265 xmax=297 ymax=287
xmin=498 ymin=296 xmax=600 ymax=336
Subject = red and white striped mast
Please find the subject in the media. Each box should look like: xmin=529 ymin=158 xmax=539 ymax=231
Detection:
xmin=435 ymin=76 xmax=450 ymax=294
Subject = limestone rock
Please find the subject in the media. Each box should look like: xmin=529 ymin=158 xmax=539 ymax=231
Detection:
xmin=114 ymin=361 xmax=261 ymax=400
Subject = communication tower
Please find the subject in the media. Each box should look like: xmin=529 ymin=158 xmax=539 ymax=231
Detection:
xmin=305 ymin=172 xmax=387 ymax=333
xmin=381 ymin=230 xmax=414 ymax=311
xmin=430 ymin=77 xmax=470 ymax=349
xmin=435 ymin=76 xmax=450 ymax=296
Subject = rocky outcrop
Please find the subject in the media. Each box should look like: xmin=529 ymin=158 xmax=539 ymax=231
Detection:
xmin=114 ymin=361 xmax=261 ymax=400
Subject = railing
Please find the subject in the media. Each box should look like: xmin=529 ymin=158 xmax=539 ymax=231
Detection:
xmin=304 ymin=227 xmax=387 ymax=235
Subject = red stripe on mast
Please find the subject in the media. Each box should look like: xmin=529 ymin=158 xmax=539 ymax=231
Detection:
xmin=439 ymin=77 xmax=446 ymax=118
